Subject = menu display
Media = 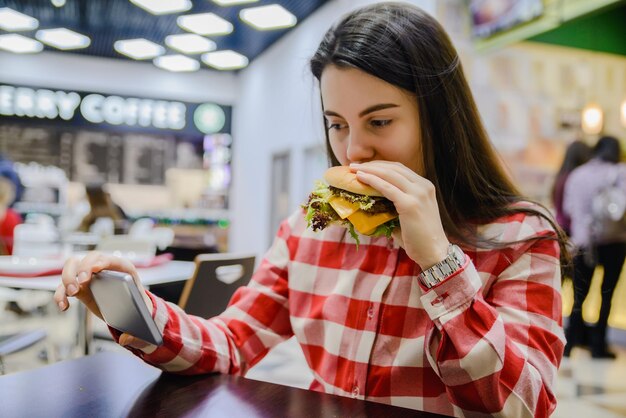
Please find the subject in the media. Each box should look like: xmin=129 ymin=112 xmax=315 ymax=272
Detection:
xmin=0 ymin=124 xmax=63 ymax=168
xmin=0 ymin=122 xmax=178 ymax=185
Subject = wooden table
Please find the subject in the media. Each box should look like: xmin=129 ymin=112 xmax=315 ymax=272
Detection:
xmin=0 ymin=352 xmax=451 ymax=417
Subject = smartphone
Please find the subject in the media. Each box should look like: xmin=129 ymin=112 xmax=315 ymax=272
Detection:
xmin=90 ymin=270 xmax=163 ymax=346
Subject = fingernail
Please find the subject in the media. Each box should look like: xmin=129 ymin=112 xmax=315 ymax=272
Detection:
xmin=78 ymin=272 xmax=89 ymax=283
xmin=67 ymin=284 xmax=78 ymax=296
xmin=58 ymin=301 xmax=66 ymax=310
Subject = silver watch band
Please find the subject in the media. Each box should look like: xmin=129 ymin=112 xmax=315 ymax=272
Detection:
xmin=418 ymin=244 xmax=465 ymax=288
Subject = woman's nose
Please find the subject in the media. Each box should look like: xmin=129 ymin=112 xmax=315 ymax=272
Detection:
xmin=346 ymin=130 xmax=375 ymax=163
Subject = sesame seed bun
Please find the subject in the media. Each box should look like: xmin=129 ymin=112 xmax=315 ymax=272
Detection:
xmin=323 ymin=166 xmax=384 ymax=197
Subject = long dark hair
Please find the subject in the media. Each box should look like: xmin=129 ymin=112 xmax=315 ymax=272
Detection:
xmin=594 ymin=136 xmax=622 ymax=163
xmin=310 ymin=2 xmax=569 ymax=268
xmin=556 ymin=141 xmax=592 ymax=177
xmin=551 ymin=140 xmax=591 ymax=202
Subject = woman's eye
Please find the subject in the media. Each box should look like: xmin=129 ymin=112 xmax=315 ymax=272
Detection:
xmin=370 ymin=119 xmax=392 ymax=128
xmin=326 ymin=121 xmax=346 ymax=131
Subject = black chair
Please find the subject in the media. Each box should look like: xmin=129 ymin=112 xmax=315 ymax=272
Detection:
xmin=151 ymin=245 xmax=219 ymax=303
xmin=178 ymin=253 xmax=256 ymax=318
xmin=0 ymin=329 xmax=47 ymax=374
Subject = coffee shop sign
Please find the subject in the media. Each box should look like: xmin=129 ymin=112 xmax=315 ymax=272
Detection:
xmin=0 ymin=85 xmax=201 ymax=131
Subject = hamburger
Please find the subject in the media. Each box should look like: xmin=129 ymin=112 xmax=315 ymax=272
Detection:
xmin=303 ymin=166 xmax=399 ymax=244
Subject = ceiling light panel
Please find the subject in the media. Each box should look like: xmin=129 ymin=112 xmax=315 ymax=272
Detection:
xmin=0 ymin=34 xmax=43 ymax=53
xmin=114 ymin=38 xmax=165 ymax=60
xmin=165 ymin=34 xmax=216 ymax=54
xmin=240 ymin=4 xmax=297 ymax=30
xmin=202 ymin=50 xmax=248 ymax=70
xmin=154 ymin=54 xmax=200 ymax=72
xmin=212 ymin=0 xmax=259 ymax=5
xmin=177 ymin=13 xmax=234 ymax=36
xmin=0 ymin=7 xmax=39 ymax=31
xmin=36 ymin=28 xmax=90 ymax=50
xmin=129 ymin=0 xmax=192 ymax=15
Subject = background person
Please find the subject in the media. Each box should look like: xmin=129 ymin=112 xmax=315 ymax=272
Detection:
xmin=0 ymin=154 xmax=23 ymax=207
xmin=552 ymin=140 xmax=592 ymax=236
xmin=550 ymin=140 xmax=592 ymax=348
xmin=0 ymin=176 xmax=22 ymax=255
xmin=79 ymin=182 xmax=128 ymax=234
xmin=56 ymin=3 xmax=568 ymax=416
xmin=563 ymin=135 xmax=626 ymax=359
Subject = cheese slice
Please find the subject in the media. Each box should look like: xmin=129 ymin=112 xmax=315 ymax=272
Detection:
xmin=347 ymin=210 xmax=398 ymax=235
xmin=328 ymin=195 xmax=361 ymax=219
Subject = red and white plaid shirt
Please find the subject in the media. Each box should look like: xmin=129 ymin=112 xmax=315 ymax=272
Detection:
xmin=128 ymin=205 xmax=564 ymax=417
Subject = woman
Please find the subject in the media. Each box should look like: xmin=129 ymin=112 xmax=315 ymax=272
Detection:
xmin=552 ymin=140 xmax=591 ymax=235
xmin=55 ymin=3 xmax=567 ymax=416
xmin=563 ymin=136 xmax=626 ymax=359
xmin=79 ymin=182 xmax=128 ymax=234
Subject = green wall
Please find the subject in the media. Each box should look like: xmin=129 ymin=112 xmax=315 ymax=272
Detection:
xmin=529 ymin=2 xmax=626 ymax=56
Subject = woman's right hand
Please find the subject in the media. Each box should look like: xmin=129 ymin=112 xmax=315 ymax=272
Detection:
xmin=54 ymin=251 xmax=151 ymax=321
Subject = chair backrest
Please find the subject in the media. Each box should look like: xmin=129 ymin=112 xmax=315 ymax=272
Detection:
xmin=178 ymin=253 xmax=256 ymax=318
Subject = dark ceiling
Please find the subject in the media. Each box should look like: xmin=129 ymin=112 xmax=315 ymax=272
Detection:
xmin=0 ymin=0 xmax=329 ymax=69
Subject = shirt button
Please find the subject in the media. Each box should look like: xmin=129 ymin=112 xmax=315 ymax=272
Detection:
xmin=430 ymin=292 xmax=449 ymax=306
xmin=367 ymin=305 xmax=375 ymax=319
xmin=351 ymin=385 xmax=360 ymax=398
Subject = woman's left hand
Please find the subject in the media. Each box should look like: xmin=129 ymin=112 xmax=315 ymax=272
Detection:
xmin=351 ymin=161 xmax=449 ymax=269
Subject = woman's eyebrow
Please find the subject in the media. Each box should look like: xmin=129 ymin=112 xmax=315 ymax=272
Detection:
xmin=323 ymin=103 xmax=399 ymax=118
xmin=358 ymin=103 xmax=399 ymax=117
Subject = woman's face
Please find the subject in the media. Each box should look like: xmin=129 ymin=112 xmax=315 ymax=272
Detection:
xmin=320 ymin=65 xmax=423 ymax=174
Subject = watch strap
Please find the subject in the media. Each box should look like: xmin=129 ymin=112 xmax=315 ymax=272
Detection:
xmin=418 ymin=244 xmax=465 ymax=288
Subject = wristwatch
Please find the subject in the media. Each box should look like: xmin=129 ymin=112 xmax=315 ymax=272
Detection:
xmin=418 ymin=244 xmax=465 ymax=288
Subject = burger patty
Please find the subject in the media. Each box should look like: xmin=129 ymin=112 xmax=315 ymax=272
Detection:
xmin=329 ymin=186 xmax=397 ymax=215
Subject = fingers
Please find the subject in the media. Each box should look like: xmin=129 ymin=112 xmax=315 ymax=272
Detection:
xmin=76 ymin=252 xmax=139 ymax=282
xmin=119 ymin=333 xmax=150 ymax=350
xmin=75 ymin=251 xmax=109 ymax=285
xmin=352 ymin=160 xmax=419 ymax=180
xmin=355 ymin=169 xmax=404 ymax=203
xmin=353 ymin=161 xmax=436 ymax=211
xmin=391 ymin=229 xmax=405 ymax=248
xmin=59 ymin=251 xmax=139 ymax=320
xmin=53 ymin=283 xmax=69 ymax=311
xmin=351 ymin=161 xmax=429 ymax=191
xmin=60 ymin=257 xmax=81 ymax=297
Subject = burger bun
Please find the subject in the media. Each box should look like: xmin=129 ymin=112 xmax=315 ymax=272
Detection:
xmin=324 ymin=166 xmax=384 ymax=197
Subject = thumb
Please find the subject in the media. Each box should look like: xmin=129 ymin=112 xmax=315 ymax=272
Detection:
xmin=119 ymin=333 xmax=149 ymax=349
xmin=392 ymin=229 xmax=404 ymax=249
